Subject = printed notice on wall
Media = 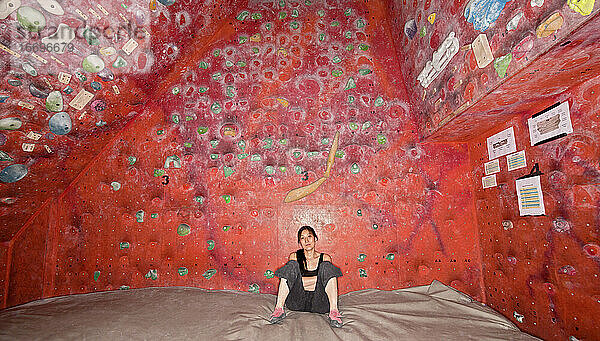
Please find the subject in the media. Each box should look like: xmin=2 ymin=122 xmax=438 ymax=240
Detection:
xmin=484 ymin=159 xmax=500 ymax=175
xmin=507 ymin=150 xmax=527 ymax=171
xmin=515 ymin=175 xmax=545 ymax=216
xmin=528 ymin=101 xmax=573 ymax=146
xmin=487 ymin=127 xmax=517 ymax=160
xmin=482 ymin=174 xmax=497 ymax=189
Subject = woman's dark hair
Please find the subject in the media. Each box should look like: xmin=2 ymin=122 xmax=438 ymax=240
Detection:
xmin=296 ymin=226 xmax=318 ymax=273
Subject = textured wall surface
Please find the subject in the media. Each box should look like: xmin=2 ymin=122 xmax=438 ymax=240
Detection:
xmin=0 ymin=0 xmax=598 ymax=340
xmin=389 ymin=0 xmax=599 ymax=140
xmin=468 ymin=75 xmax=600 ymax=340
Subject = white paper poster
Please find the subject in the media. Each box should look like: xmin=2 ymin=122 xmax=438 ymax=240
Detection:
xmin=528 ymin=101 xmax=573 ymax=146
xmin=515 ymin=175 xmax=545 ymax=216
xmin=507 ymin=150 xmax=526 ymax=171
xmin=482 ymin=174 xmax=497 ymax=189
xmin=487 ymin=127 xmax=517 ymax=160
xmin=484 ymin=159 xmax=500 ymax=175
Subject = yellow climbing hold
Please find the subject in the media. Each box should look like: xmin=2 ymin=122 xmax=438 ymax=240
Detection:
xmin=428 ymin=13 xmax=436 ymax=24
xmin=568 ymin=0 xmax=595 ymax=16
xmin=276 ymin=98 xmax=289 ymax=108
xmin=250 ymin=33 xmax=262 ymax=42
xmin=536 ymin=12 xmax=564 ymax=38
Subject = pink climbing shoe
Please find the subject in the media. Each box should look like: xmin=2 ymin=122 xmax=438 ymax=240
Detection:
xmin=269 ymin=307 xmax=286 ymax=324
xmin=328 ymin=309 xmax=343 ymax=328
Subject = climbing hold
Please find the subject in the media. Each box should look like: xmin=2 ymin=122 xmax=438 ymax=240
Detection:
xmin=145 ymin=269 xmax=158 ymax=280
xmin=197 ymin=126 xmax=208 ymax=135
xmin=21 ymin=62 xmax=37 ymax=77
xmin=357 ymin=254 xmax=366 ymax=262
xmin=552 ymin=217 xmax=570 ymax=232
xmin=136 ymin=210 xmax=144 ymax=222
xmin=113 ymin=56 xmax=128 ymax=68
xmin=0 ymin=117 xmax=22 ymax=130
xmin=404 ymin=19 xmax=417 ymax=39
xmin=207 ymin=240 xmax=215 ymax=250
xmin=374 ymin=96 xmax=384 ymax=107
xmin=93 ymin=271 xmax=100 ymax=281
xmin=164 ymin=155 xmax=181 ymax=169
xmin=493 ymin=53 xmax=512 ymax=78
xmin=359 ymin=269 xmax=367 ymax=277
xmin=0 ymin=164 xmax=28 ymax=183
xmin=0 ymin=151 xmax=12 ymax=162
xmin=202 ymin=269 xmax=217 ymax=279
xmin=350 ymin=163 xmax=360 ymax=174
xmin=349 ymin=122 xmax=359 ymax=130
xmin=223 ymin=166 xmax=235 ymax=177
xmin=111 ymin=181 xmax=121 ymax=191
xmin=536 ymin=12 xmax=564 ymax=38
xmin=377 ymin=133 xmax=387 ymax=144
xmin=385 ymin=253 xmax=395 ymax=260
xmin=513 ymin=311 xmax=524 ymax=323
xmin=128 ymin=156 xmax=137 ymax=165
xmin=265 ymin=166 xmax=275 ymax=175
xmin=222 ymin=195 xmax=232 ymax=203
xmin=344 ymin=77 xmax=356 ymax=90
xmin=568 ymin=0 xmax=595 ymax=16
xmin=248 ymin=283 xmax=260 ymax=293
xmin=264 ymin=270 xmax=274 ymax=279
xmin=178 ymin=267 xmax=188 ymax=276
xmin=236 ymin=10 xmax=249 ymax=21
xmin=120 ymin=242 xmax=130 ymax=249
xmin=223 ymin=225 xmax=231 ymax=231
xmin=357 ymin=209 xmax=362 ymax=216
xmin=45 ymin=91 xmax=64 ymax=112
xmin=177 ymin=223 xmax=191 ymax=236
xmin=372 ymin=223 xmax=378 ymax=230
xmin=17 ymin=6 xmax=46 ymax=32
xmin=211 ymin=102 xmax=222 ymax=114
xmin=83 ymin=29 xmax=100 ymax=45
xmin=428 ymin=13 xmax=436 ymax=24
xmin=82 ymin=55 xmax=105 ymax=73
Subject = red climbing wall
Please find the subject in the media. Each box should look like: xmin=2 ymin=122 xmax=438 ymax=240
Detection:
xmin=468 ymin=75 xmax=600 ymax=340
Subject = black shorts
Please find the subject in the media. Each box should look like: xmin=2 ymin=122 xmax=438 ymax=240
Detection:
xmin=273 ymin=260 xmax=343 ymax=313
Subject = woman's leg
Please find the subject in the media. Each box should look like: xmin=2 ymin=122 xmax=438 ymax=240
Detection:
xmin=324 ymin=277 xmax=339 ymax=311
xmin=275 ymin=278 xmax=290 ymax=309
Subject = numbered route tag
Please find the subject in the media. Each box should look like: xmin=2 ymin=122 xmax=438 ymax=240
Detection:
xmin=112 ymin=85 xmax=120 ymax=94
xmin=122 ymin=39 xmax=138 ymax=55
xmin=22 ymin=143 xmax=35 ymax=152
xmin=69 ymin=89 xmax=94 ymax=110
xmin=44 ymin=145 xmax=52 ymax=153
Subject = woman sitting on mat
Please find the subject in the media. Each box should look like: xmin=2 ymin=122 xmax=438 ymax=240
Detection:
xmin=269 ymin=225 xmax=343 ymax=328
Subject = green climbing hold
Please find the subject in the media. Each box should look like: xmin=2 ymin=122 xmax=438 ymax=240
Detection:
xmin=372 ymin=223 xmax=378 ymax=230
xmin=494 ymin=53 xmax=512 ymax=78
xmin=335 ymin=150 xmax=345 ymax=158
xmin=210 ymin=140 xmax=219 ymax=148
xmin=317 ymin=9 xmax=325 ymax=17
xmin=157 ymin=130 xmax=164 ymax=135
xmin=345 ymin=8 xmax=352 ymax=16
xmin=265 ymin=22 xmax=272 ymax=30
xmin=349 ymin=122 xmax=359 ymax=130
xmin=291 ymin=9 xmax=299 ymax=17
xmin=377 ymin=133 xmax=387 ymax=144
xmin=265 ymin=165 xmax=275 ymax=175
xmin=207 ymin=240 xmax=215 ymax=250
xmin=332 ymin=69 xmax=343 ymax=77
xmin=111 ymin=181 xmax=121 ymax=191
xmin=248 ymin=283 xmax=260 ymax=293
xmin=194 ymin=196 xmax=204 ymax=204
xmin=356 ymin=18 xmax=366 ymax=28
xmin=238 ymin=140 xmax=246 ymax=151
xmin=45 ymin=91 xmax=64 ymax=112
xmin=128 ymin=156 xmax=137 ymax=165
xmin=358 ymin=44 xmax=369 ymax=51
xmin=83 ymin=29 xmax=100 ymax=45
xmin=236 ymin=10 xmax=249 ymax=21
xmin=289 ymin=21 xmax=299 ymax=29
xmin=331 ymin=20 xmax=340 ymax=27
xmin=226 ymin=86 xmax=235 ymax=98
xmin=362 ymin=122 xmax=372 ymax=130
xmin=357 ymin=209 xmax=362 ymax=216
xmin=211 ymin=72 xmax=221 ymax=81
xmin=279 ymin=139 xmax=288 ymax=145
xmin=264 ymin=270 xmax=274 ymax=278
xmin=165 ymin=155 xmax=181 ymax=168
xmin=223 ymin=166 xmax=235 ymax=177
xmin=151 ymin=213 xmax=158 ymax=218
xmin=374 ymin=96 xmax=384 ymax=107
xmin=345 ymin=77 xmax=357 ymax=90
xmin=213 ymin=49 xmax=221 ymax=57
xmin=199 ymin=61 xmax=209 ymax=69
xmin=359 ymin=69 xmax=372 ymax=75
xmin=263 ymin=138 xmax=273 ymax=149
xmin=211 ymin=102 xmax=222 ymax=114
xmin=385 ymin=253 xmax=395 ymax=261
xmin=177 ymin=224 xmax=191 ymax=236
xmin=93 ymin=271 xmax=100 ymax=281
xmin=184 ymin=141 xmax=193 ymax=147
xmin=319 ymin=33 xmax=326 ymax=42
xmin=238 ymin=36 xmax=248 ymax=44
xmin=113 ymin=56 xmax=127 ymax=68
xmin=237 ymin=153 xmax=248 ymax=159
xmin=295 ymin=165 xmax=304 ymax=174
xmin=225 ymin=60 xmax=234 ymax=67
xmin=350 ymin=163 xmax=360 ymax=174
xmin=203 ymin=269 xmax=217 ymax=279
xmin=345 ymin=31 xmax=352 ymax=39
xmin=119 ymin=285 xmax=130 ymax=290
xmin=136 ymin=210 xmax=144 ymax=222
xmin=419 ymin=26 xmax=426 ymax=37
xmin=348 ymin=95 xmax=355 ymax=104
xmin=279 ymin=11 xmax=287 ymax=20
xmin=198 ymin=87 xmax=208 ymax=93
xmin=171 ymin=114 xmax=180 ymax=124
xmin=359 ymin=269 xmax=367 ymax=277
xmin=293 ymin=151 xmax=302 ymax=159
xmin=357 ymin=253 xmax=367 ymax=262
xmin=223 ymin=225 xmax=231 ymax=231
xmin=251 ymin=154 xmax=261 ymax=161
xmin=321 ymin=138 xmax=330 ymax=145
xmin=332 ymin=56 xmax=341 ymax=63
xmin=279 ymin=166 xmax=287 ymax=173
xmin=178 ymin=267 xmax=188 ymax=276
xmin=251 ymin=12 xmax=262 ymax=20
xmin=236 ymin=61 xmax=247 ymax=67
xmin=145 ymin=269 xmax=158 ymax=280
xmin=197 ymin=126 xmax=208 ymax=134
xmin=307 ymin=151 xmax=318 ymax=158
xmin=154 ymin=169 xmax=165 ymax=177
xmin=222 ymin=195 xmax=232 ymax=203
xmin=120 ymin=242 xmax=130 ymax=249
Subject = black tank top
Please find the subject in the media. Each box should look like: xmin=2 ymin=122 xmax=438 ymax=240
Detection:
xmin=301 ymin=253 xmax=323 ymax=277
